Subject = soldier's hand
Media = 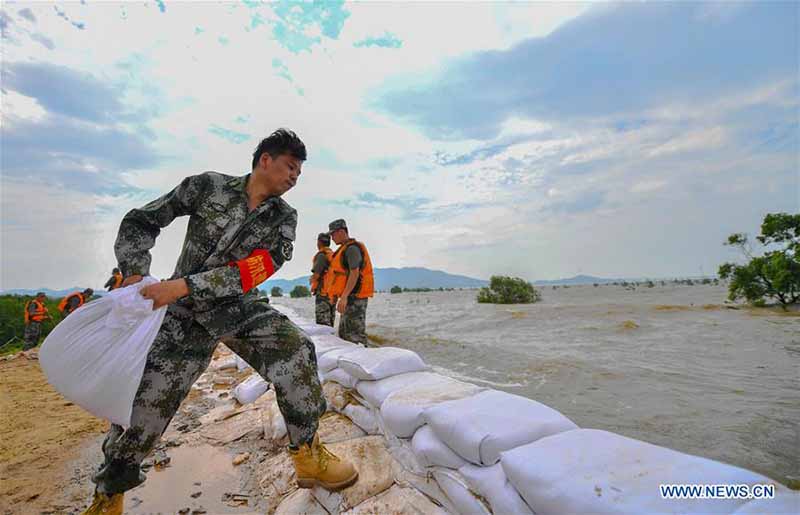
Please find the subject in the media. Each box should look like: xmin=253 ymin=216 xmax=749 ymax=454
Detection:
xmin=122 ymin=274 xmax=144 ymax=287
xmin=140 ymin=279 xmax=190 ymax=310
xmin=336 ymin=297 xmax=348 ymax=314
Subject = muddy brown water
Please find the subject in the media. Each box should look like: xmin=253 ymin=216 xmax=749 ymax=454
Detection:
xmin=278 ymin=283 xmax=800 ymax=488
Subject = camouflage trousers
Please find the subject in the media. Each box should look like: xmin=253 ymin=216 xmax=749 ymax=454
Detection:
xmin=23 ymin=321 xmax=42 ymax=350
xmin=314 ymin=294 xmax=335 ymax=327
xmin=93 ymin=304 xmax=326 ymax=495
xmin=338 ymin=297 xmax=368 ymax=346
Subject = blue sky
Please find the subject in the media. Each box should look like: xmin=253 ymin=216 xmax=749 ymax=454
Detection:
xmin=1 ymin=1 xmax=797 ymax=289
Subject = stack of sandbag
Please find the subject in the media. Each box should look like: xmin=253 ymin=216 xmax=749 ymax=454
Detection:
xmin=316 ymin=344 xmax=363 ymax=390
xmin=500 ymin=429 xmax=792 ymax=514
xmin=327 ymin=347 xmax=431 ymax=433
xmin=397 ymin=389 xmax=577 ymax=514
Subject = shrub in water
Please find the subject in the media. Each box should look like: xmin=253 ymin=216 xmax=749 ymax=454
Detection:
xmin=477 ymin=276 xmax=541 ymax=304
xmin=290 ymin=285 xmax=311 ymax=298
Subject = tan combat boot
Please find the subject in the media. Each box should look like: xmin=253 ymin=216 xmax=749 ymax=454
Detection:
xmin=289 ymin=434 xmax=359 ymax=491
xmin=82 ymin=492 xmax=123 ymax=515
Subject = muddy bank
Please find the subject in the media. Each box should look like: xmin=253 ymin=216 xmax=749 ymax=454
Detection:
xmin=0 ymin=352 xmax=108 ymax=514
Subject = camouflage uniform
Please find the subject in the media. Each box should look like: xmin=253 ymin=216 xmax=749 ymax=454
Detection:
xmin=315 ymin=295 xmax=336 ymax=327
xmin=338 ymin=297 xmax=368 ymax=346
xmin=92 ymin=172 xmax=326 ymax=495
xmin=23 ymin=320 xmax=42 ymax=351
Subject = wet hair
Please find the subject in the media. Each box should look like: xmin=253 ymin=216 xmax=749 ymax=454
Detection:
xmin=251 ymin=129 xmax=307 ymax=170
xmin=113 ymin=267 xmax=120 ymax=273
xmin=84 ymin=288 xmax=94 ymax=296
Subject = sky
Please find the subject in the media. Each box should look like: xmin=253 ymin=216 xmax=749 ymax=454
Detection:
xmin=1 ymin=1 xmax=798 ymax=290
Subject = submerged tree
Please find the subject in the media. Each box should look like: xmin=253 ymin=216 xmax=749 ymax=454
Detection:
xmin=477 ymin=276 xmax=541 ymax=304
xmin=290 ymin=285 xmax=311 ymax=298
xmin=390 ymin=285 xmax=402 ymax=294
xmin=718 ymin=212 xmax=799 ymax=308
xmin=270 ymin=286 xmax=283 ymax=297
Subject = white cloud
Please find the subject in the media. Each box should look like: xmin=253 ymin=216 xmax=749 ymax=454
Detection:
xmin=0 ymin=2 xmax=795 ymax=288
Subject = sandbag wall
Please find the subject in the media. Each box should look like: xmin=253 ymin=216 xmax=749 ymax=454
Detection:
xmin=271 ymin=305 xmax=798 ymax=515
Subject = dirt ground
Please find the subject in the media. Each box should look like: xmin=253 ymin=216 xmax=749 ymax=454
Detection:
xmin=0 ymin=348 xmax=273 ymax=514
xmin=0 ymin=353 xmax=109 ymax=514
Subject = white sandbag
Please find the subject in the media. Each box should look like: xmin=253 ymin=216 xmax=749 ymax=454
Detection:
xmin=311 ymin=333 xmax=359 ymax=357
xmin=381 ymin=377 xmax=484 ymax=438
xmin=338 ymin=347 xmax=428 ymax=381
xmin=233 ymin=374 xmax=270 ymax=404
xmin=215 ymin=355 xmax=238 ymax=370
xmin=501 ymin=429 xmax=775 ymax=514
xmin=318 ymin=347 xmax=361 ymax=373
xmin=355 ymin=371 xmax=445 ymax=409
xmin=412 ymin=425 xmax=469 ymax=469
xmin=460 ymin=463 xmax=534 ymax=515
xmin=431 ymin=468 xmax=492 ymax=515
xmin=270 ymin=304 xmax=299 ymax=319
xmin=323 ymin=368 xmax=359 ymax=389
xmin=235 ymin=354 xmax=249 ymax=371
xmin=342 ymin=404 xmax=381 ymax=435
xmin=40 ymin=277 xmax=166 ymax=427
xmin=392 ymin=460 xmax=460 ymax=515
xmin=424 ymin=389 xmax=577 ymax=465
xmin=297 ymin=323 xmax=335 ymax=336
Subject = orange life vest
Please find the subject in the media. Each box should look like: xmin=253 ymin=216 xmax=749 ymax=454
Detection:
xmin=24 ymin=299 xmax=48 ymax=324
xmin=112 ymin=272 xmax=123 ymax=290
xmin=310 ymin=248 xmax=333 ymax=295
xmin=325 ymin=239 xmax=374 ymax=302
xmin=58 ymin=292 xmax=84 ymax=313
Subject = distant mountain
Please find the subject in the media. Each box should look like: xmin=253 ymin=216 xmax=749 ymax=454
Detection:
xmin=261 ymin=267 xmax=489 ymax=293
xmin=0 ymin=287 xmax=106 ymax=298
xmin=533 ymin=275 xmax=623 ymax=286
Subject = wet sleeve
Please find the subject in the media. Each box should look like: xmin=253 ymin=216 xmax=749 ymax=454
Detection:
xmin=344 ymin=245 xmax=362 ymax=271
xmin=115 ymin=174 xmax=207 ymax=277
xmin=185 ymin=210 xmax=298 ymax=301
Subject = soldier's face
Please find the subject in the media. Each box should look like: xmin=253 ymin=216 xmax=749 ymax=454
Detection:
xmin=262 ymin=153 xmax=303 ymax=195
xmin=331 ymin=228 xmax=347 ymax=245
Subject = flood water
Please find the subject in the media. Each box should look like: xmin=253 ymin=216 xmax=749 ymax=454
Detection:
xmin=277 ymin=283 xmax=799 ymax=487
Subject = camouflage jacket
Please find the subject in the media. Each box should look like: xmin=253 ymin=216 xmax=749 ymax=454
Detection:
xmin=115 ymin=172 xmax=296 ymax=338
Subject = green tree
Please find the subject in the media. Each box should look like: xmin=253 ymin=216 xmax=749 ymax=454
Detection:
xmin=719 ymin=213 xmax=800 ymax=308
xmin=477 ymin=276 xmax=541 ymax=304
xmin=270 ymin=286 xmax=283 ymax=297
xmin=390 ymin=285 xmax=402 ymax=294
xmin=290 ymin=285 xmax=311 ymax=298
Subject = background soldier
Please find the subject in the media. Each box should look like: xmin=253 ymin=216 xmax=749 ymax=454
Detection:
xmin=59 ymin=288 xmax=94 ymax=316
xmin=325 ymin=219 xmax=374 ymax=346
xmin=104 ymin=268 xmax=124 ymax=291
xmin=310 ymin=232 xmax=335 ymax=326
xmin=85 ymin=129 xmax=357 ymax=515
xmin=23 ymin=292 xmax=50 ymax=350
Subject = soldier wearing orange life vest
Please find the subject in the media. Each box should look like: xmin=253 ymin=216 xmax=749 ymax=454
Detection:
xmin=23 ymin=292 xmax=50 ymax=350
xmin=58 ymin=288 xmax=94 ymax=316
xmin=310 ymin=233 xmax=335 ymax=326
xmin=104 ymin=268 xmax=124 ymax=291
xmin=324 ymin=219 xmax=374 ymax=346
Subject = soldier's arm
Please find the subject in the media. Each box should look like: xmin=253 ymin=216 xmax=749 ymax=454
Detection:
xmin=27 ymin=302 xmax=38 ymax=315
xmin=114 ymin=174 xmax=207 ymax=277
xmin=184 ymin=210 xmax=297 ymax=302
